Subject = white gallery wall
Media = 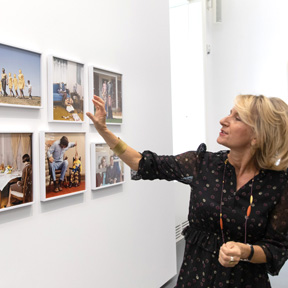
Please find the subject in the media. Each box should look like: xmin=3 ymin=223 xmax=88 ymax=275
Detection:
xmin=0 ymin=1 xmax=176 ymax=288
xmin=205 ymin=0 xmax=288 ymax=286
xmin=169 ymin=0 xmax=206 ymax=232
xmin=205 ymin=0 xmax=288 ymax=151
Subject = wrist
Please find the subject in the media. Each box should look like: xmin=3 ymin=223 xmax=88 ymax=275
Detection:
xmin=240 ymin=243 xmax=254 ymax=261
xmin=97 ymin=125 xmax=109 ymax=135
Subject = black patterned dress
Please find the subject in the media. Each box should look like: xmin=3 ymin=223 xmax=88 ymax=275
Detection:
xmin=132 ymin=144 xmax=288 ymax=288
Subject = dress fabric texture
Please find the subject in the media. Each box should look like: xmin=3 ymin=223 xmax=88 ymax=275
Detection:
xmin=132 ymin=143 xmax=288 ymax=288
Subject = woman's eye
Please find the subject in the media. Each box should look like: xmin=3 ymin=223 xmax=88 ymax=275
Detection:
xmin=235 ymin=117 xmax=242 ymax=121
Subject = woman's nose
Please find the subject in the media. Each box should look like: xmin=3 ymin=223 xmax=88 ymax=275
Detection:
xmin=220 ymin=116 xmax=229 ymax=126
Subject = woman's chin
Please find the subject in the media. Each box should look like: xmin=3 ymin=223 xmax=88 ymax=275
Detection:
xmin=217 ymin=138 xmax=228 ymax=148
xmin=216 ymin=137 xmax=222 ymax=145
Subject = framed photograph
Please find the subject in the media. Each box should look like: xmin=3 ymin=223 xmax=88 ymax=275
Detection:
xmin=40 ymin=132 xmax=86 ymax=201
xmin=91 ymin=142 xmax=124 ymax=190
xmin=88 ymin=66 xmax=122 ymax=125
xmin=0 ymin=132 xmax=34 ymax=211
xmin=0 ymin=43 xmax=41 ymax=108
xmin=48 ymin=55 xmax=85 ymax=122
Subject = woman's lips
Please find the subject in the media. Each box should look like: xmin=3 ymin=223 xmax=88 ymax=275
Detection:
xmin=219 ymin=129 xmax=228 ymax=136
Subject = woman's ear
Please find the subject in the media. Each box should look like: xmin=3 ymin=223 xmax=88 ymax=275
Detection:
xmin=251 ymin=137 xmax=257 ymax=147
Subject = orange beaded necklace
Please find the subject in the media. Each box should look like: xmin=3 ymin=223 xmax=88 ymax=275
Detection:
xmin=220 ymin=158 xmax=255 ymax=244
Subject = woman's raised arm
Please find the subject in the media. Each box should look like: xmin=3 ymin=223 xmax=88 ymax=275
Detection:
xmin=86 ymin=95 xmax=142 ymax=171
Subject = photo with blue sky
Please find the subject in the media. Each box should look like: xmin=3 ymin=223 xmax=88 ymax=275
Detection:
xmin=0 ymin=43 xmax=41 ymax=96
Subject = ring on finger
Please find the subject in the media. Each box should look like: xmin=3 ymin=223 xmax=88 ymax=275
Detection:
xmin=229 ymin=256 xmax=235 ymax=264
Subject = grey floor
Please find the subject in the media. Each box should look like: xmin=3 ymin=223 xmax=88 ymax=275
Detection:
xmin=161 ymin=239 xmax=185 ymax=288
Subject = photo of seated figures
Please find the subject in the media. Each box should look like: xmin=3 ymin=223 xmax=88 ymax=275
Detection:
xmin=0 ymin=133 xmax=33 ymax=210
xmin=48 ymin=56 xmax=84 ymax=122
xmin=89 ymin=67 xmax=122 ymax=125
xmin=40 ymin=132 xmax=86 ymax=201
xmin=0 ymin=43 xmax=41 ymax=108
xmin=91 ymin=143 xmax=124 ymax=190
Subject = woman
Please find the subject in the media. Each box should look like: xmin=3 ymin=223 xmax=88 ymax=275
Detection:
xmin=13 ymin=73 xmax=19 ymax=97
xmin=8 ymin=72 xmax=14 ymax=97
xmin=1 ymin=68 xmax=8 ymax=96
xmin=86 ymin=94 xmax=288 ymax=287
xmin=7 ymin=154 xmax=32 ymax=207
xmin=18 ymin=69 xmax=25 ymax=98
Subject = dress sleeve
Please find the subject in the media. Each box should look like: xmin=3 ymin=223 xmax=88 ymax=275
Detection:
xmin=131 ymin=143 xmax=206 ymax=185
xmin=255 ymin=183 xmax=288 ymax=275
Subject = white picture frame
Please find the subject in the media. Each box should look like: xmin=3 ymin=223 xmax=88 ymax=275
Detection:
xmin=0 ymin=132 xmax=34 ymax=211
xmin=0 ymin=42 xmax=42 ymax=109
xmin=90 ymin=142 xmax=124 ymax=190
xmin=88 ymin=66 xmax=123 ymax=125
xmin=47 ymin=55 xmax=85 ymax=123
xmin=40 ymin=131 xmax=86 ymax=201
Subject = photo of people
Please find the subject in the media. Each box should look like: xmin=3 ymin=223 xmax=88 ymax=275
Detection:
xmin=42 ymin=132 xmax=85 ymax=200
xmin=91 ymin=67 xmax=122 ymax=124
xmin=0 ymin=133 xmax=33 ymax=210
xmin=50 ymin=57 xmax=84 ymax=122
xmin=91 ymin=143 xmax=124 ymax=190
xmin=0 ymin=43 xmax=41 ymax=108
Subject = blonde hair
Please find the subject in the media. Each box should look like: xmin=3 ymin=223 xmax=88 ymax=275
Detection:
xmin=234 ymin=94 xmax=288 ymax=171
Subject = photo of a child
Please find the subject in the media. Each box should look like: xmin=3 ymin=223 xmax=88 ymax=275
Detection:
xmin=42 ymin=132 xmax=86 ymax=201
xmin=49 ymin=56 xmax=84 ymax=122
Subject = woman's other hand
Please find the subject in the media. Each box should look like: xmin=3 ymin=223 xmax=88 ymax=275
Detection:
xmin=218 ymin=241 xmax=241 ymax=267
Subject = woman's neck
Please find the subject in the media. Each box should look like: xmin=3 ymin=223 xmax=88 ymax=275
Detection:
xmin=228 ymin=151 xmax=257 ymax=177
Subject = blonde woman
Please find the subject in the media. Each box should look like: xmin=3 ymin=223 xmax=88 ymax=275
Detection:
xmin=87 ymin=94 xmax=288 ymax=288
xmin=13 ymin=74 xmax=19 ymax=97
xmin=18 ymin=69 xmax=25 ymax=98
xmin=8 ymin=72 xmax=14 ymax=97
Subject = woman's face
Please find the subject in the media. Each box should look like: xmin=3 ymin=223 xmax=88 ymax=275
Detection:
xmin=217 ymin=107 xmax=255 ymax=151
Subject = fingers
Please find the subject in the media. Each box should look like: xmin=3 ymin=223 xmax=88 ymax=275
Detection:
xmin=86 ymin=112 xmax=95 ymax=124
xmin=86 ymin=95 xmax=108 ymax=130
xmin=225 ymin=241 xmax=236 ymax=249
xmin=88 ymin=95 xmax=106 ymax=119
xmin=92 ymin=95 xmax=105 ymax=108
xmin=92 ymin=94 xmax=104 ymax=103
xmin=219 ymin=253 xmax=237 ymax=267
xmin=218 ymin=243 xmax=240 ymax=267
